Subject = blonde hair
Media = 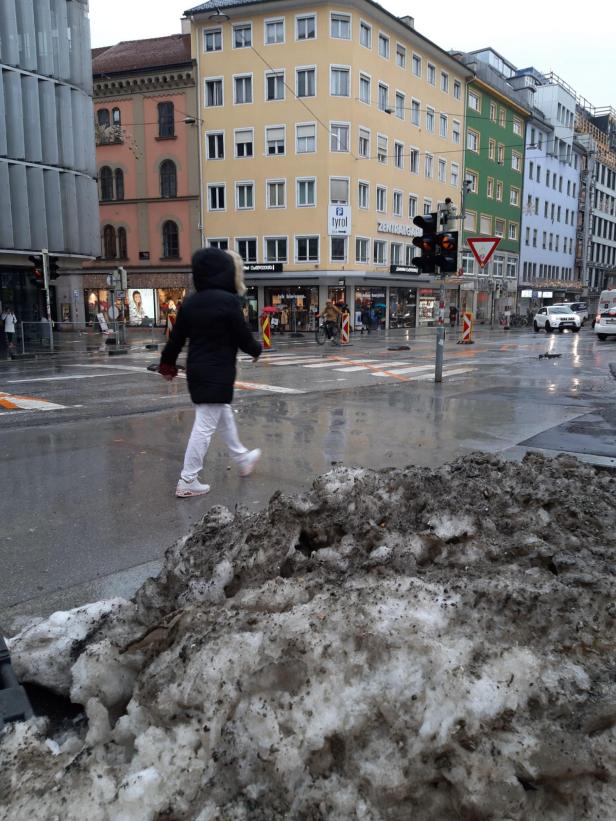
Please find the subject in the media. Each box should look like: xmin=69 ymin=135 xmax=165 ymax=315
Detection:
xmin=227 ymin=250 xmax=247 ymax=296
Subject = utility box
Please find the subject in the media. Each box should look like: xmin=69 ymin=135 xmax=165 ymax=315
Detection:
xmin=0 ymin=637 xmax=33 ymax=730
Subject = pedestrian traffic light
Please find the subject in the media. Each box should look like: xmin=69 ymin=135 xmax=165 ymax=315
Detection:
xmin=411 ymin=212 xmax=438 ymax=274
xmin=28 ymin=255 xmax=44 ymax=288
xmin=435 ymin=231 xmax=459 ymax=274
xmin=49 ymin=256 xmax=60 ymax=280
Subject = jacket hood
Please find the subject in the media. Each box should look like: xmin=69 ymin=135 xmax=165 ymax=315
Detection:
xmin=192 ymin=248 xmax=236 ymax=293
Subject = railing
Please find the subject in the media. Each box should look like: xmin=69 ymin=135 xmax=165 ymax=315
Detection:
xmin=16 ymin=321 xmax=53 ymax=354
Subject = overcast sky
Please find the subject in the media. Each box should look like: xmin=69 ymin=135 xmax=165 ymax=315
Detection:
xmin=89 ymin=0 xmax=612 ymax=107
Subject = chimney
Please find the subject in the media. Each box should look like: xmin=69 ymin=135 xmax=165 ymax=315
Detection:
xmin=400 ymin=15 xmax=414 ymax=28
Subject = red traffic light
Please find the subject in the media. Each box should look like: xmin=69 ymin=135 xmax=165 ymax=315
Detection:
xmin=436 ymin=232 xmax=457 ymax=252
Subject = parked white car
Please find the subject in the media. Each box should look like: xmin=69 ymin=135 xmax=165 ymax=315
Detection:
xmin=594 ymin=289 xmax=616 ymax=340
xmin=533 ymin=305 xmax=581 ymax=333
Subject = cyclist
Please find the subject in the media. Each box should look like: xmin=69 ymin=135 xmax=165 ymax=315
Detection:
xmin=322 ymin=300 xmax=342 ymax=339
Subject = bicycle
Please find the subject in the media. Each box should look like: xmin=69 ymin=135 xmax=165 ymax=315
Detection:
xmin=315 ymin=318 xmax=340 ymax=345
xmin=509 ymin=313 xmax=530 ymax=328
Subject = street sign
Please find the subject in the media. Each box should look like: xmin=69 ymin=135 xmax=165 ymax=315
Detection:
xmin=467 ymin=237 xmax=501 ymax=269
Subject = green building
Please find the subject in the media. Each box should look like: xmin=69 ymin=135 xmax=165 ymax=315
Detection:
xmin=455 ymin=50 xmax=530 ymax=322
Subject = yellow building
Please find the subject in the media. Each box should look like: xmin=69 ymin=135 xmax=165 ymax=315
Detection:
xmin=184 ymin=0 xmax=472 ymax=330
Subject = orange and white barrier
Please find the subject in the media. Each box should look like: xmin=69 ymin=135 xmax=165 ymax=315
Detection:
xmin=458 ymin=311 xmax=474 ymax=344
xmin=261 ymin=315 xmax=272 ymax=349
xmin=341 ymin=312 xmax=350 ymax=345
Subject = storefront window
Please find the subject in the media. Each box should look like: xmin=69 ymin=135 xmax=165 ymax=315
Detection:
xmin=389 ymin=288 xmax=416 ymax=328
xmin=242 ymin=286 xmax=258 ymax=331
xmin=354 ymin=287 xmax=386 ymax=329
xmin=327 ymin=286 xmax=347 ymax=309
xmin=418 ymin=288 xmax=439 ymax=326
xmin=84 ymin=289 xmax=113 ymax=327
xmin=157 ymin=288 xmax=187 ymax=331
xmin=265 ymin=286 xmax=319 ymax=332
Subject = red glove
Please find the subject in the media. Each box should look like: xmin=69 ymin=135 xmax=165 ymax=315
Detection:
xmin=158 ymin=363 xmax=178 ymax=381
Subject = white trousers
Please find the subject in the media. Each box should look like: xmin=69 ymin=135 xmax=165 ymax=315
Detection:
xmin=181 ymin=404 xmax=248 ymax=482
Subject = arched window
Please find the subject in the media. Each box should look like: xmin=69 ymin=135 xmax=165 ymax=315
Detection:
xmin=158 ymin=102 xmax=175 ymax=138
xmin=100 ymin=166 xmax=113 ymax=201
xmin=114 ymin=169 xmax=124 ymax=200
xmin=112 ymin=107 xmax=121 ymax=126
xmin=117 ymin=227 xmax=127 ymax=259
xmin=160 ymin=160 xmax=177 ymax=198
xmin=162 ymin=220 xmax=179 ymax=258
xmin=97 ymin=108 xmax=110 ymax=127
xmin=103 ymin=225 xmax=117 ymax=258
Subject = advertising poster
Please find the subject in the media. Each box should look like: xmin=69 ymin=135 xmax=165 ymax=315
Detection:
xmin=127 ymin=288 xmax=155 ymax=326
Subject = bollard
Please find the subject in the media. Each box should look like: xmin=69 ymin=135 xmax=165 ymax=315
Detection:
xmin=458 ymin=312 xmax=474 ymax=344
xmin=340 ymin=312 xmax=350 ymax=345
xmin=261 ymin=314 xmax=272 ymax=350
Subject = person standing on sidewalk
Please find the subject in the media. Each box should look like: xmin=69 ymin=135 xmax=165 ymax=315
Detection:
xmin=1 ymin=307 xmax=17 ymax=350
xmin=158 ymin=248 xmax=262 ymax=498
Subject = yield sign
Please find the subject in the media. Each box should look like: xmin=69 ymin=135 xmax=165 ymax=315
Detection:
xmin=467 ymin=237 xmax=501 ymax=269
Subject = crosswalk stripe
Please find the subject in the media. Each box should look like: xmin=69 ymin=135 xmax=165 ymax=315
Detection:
xmin=235 ymin=381 xmax=305 ymax=394
xmin=338 ymin=360 xmax=415 ymax=373
xmin=413 ymin=367 xmax=476 ymax=380
xmin=371 ymin=365 xmax=433 ymax=377
xmin=0 ymin=392 xmax=66 ymax=410
xmin=304 ymin=359 xmax=377 ymax=369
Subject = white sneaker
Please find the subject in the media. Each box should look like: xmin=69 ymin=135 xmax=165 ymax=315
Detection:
xmin=238 ymin=448 xmax=261 ymax=478
xmin=176 ymin=478 xmax=210 ymax=498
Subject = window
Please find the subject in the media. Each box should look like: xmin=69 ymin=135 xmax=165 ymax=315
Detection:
xmin=452 ymin=120 xmax=460 ymax=143
xmin=266 ymin=71 xmax=284 ymax=101
xmin=204 ymin=28 xmax=222 ymax=52
xmin=497 ymin=144 xmax=505 ymax=165
xmin=427 ymin=63 xmax=436 ymax=85
xmin=467 ymin=129 xmax=479 ymax=152
xmin=489 ymin=102 xmax=497 ymax=122
xmin=393 ymin=190 xmax=402 ymax=216
xmin=358 ymin=128 xmax=370 ymax=157
xmin=411 ymin=99 xmax=420 ymax=126
xmin=423 ymin=199 xmax=432 ymax=215
xmin=331 ymin=67 xmax=350 ymax=97
xmin=509 ymin=223 xmax=518 ymax=240
xmin=330 ymin=177 xmax=349 ymax=204
xmin=439 ymin=114 xmax=447 ymax=138
xmin=390 ymin=243 xmax=402 ymax=265
xmin=117 ymin=227 xmax=127 ymax=259
xmin=103 ymin=225 xmax=116 ymax=258
xmin=377 ymin=134 xmax=387 ymax=164
xmin=396 ymin=44 xmax=406 ymax=68
xmin=510 ymin=187 xmax=520 ymax=206
xmin=394 ymin=141 xmax=403 ymax=168
xmin=236 ymin=238 xmax=257 ymax=262
xmin=235 ymin=129 xmax=253 ymax=158
xmin=496 ymin=181 xmax=503 ymax=201
xmin=356 ymin=237 xmax=369 ymax=263
xmin=480 ymin=215 xmax=492 ymax=235
xmin=378 ymin=33 xmax=389 ymax=58
xmin=376 ymin=186 xmax=386 ymax=212
xmin=438 ymin=158 xmax=446 ymax=183
xmin=100 ymin=166 xmax=113 ymax=201
xmin=296 ymin=236 xmax=319 ymax=262
xmin=466 ymin=170 xmax=478 ymax=193
xmin=331 ymin=237 xmax=346 ymax=261
xmin=97 ymin=108 xmax=110 ymax=128
xmin=412 ymin=54 xmax=421 ymax=76
xmin=234 ymin=23 xmax=251 ymax=47
xmin=499 ymin=108 xmax=506 ymax=127
xmin=331 ymin=13 xmax=350 ymax=39
xmin=405 ymin=245 xmax=414 ymax=266
xmin=395 ymin=92 xmax=404 ymax=119
xmin=331 ymin=123 xmax=349 ymax=152
xmin=297 ymin=177 xmax=316 ymax=207
xmin=359 ymin=74 xmax=371 ymax=104
xmin=373 ymin=240 xmax=386 ymax=264
xmin=513 ymin=117 xmax=522 ymax=136
xmin=208 ymin=184 xmax=225 ymax=210
xmin=532 ymin=229 xmax=537 ymax=247
xmin=464 ymin=211 xmax=476 ymax=231
xmin=234 ymin=74 xmax=253 ymax=104
xmin=206 ymin=132 xmax=224 ymax=159
xmin=296 ymin=123 xmax=315 ymax=153
xmin=488 ymin=138 xmax=495 ymax=161
xmin=358 ymin=181 xmax=369 ymax=208
xmin=162 ymin=221 xmax=179 ymax=258
xmin=453 ymin=80 xmax=461 ymax=99
xmin=160 ymin=161 xmax=176 ymax=198
xmin=265 ymin=237 xmax=287 ymax=262
xmin=267 ymin=180 xmax=285 ymax=208
xmin=236 ymin=182 xmax=254 ymax=209
xmin=408 ymin=195 xmax=417 ymax=218
xmin=205 ymin=79 xmax=223 ymax=107
xmin=210 ymin=239 xmax=230 ymax=251
xmin=297 ymin=68 xmax=315 ymax=97
xmin=440 ymin=72 xmax=449 ymax=92
xmin=112 ymin=107 xmax=121 ymax=126
xmin=266 ymin=126 xmax=285 ymax=155
xmin=426 ymin=107 xmax=434 ymax=132
xmin=378 ymin=83 xmax=389 ymax=111
xmin=487 ymin=177 xmax=494 ymax=198
xmin=360 ymin=21 xmax=371 ymax=48
xmin=296 ymin=15 xmax=315 ymax=40
xmin=507 ymin=258 xmax=517 ymax=279
xmin=511 ymin=151 xmax=522 ymax=171
xmin=451 ymin=163 xmax=459 ymax=187
xmin=157 ymin=102 xmax=174 ymax=137
xmin=468 ymin=91 xmax=480 ymax=112
xmin=409 ymin=148 xmax=419 ymax=174
xmin=494 ymin=219 xmax=505 ymax=237
xmin=424 ymin=153 xmax=433 ymax=178
xmin=265 ymin=19 xmax=284 ymax=44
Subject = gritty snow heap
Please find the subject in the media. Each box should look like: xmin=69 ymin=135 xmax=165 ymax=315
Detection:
xmin=2 ymin=452 xmax=616 ymax=820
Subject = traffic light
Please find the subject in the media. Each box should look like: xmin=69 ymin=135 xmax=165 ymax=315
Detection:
xmin=28 ymin=255 xmax=44 ymax=288
xmin=49 ymin=256 xmax=60 ymax=280
xmin=412 ymin=212 xmax=438 ymax=274
xmin=435 ymin=231 xmax=459 ymax=274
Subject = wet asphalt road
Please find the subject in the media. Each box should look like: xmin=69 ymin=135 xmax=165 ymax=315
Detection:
xmin=2 ymin=325 xmax=616 ymax=630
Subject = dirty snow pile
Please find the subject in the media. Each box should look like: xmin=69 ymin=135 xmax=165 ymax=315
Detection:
xmin=2 ymin=453 xmax=616 ymax=821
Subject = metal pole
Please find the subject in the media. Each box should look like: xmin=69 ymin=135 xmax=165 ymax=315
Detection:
xmin=435 ymin=266 xmax=445 ymax=383
xmin=41 ymin=248 xmax=54 ymax=352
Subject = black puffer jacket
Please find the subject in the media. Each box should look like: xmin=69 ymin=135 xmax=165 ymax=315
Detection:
xmin=160 ymin=248 xmax=261 ymax=404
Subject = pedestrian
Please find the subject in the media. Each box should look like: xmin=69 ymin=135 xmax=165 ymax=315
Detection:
xmin=449 ymin=305 xmax=458 ymax=328
xmin=1 ymin=306 xmax=17 ymax=350
xmin=158 ymin=247 xmax=262 ymax=498
xmin=361 ymin=305 xmax=371 ymax=334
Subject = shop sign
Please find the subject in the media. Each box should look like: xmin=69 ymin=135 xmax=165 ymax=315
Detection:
xmin=244 ymin=263 xmax=283 ymax=273
xmin=389 ymin=264 xmax=421 ymax=274
xmin=139 ymin=251 xmax=150 ymax=260
xmin=328 ymin=206 xmax=352 ymax=236
xmin=521 ymin=289 xmax=533 ymax=298
xmin=378 ymin=221 xmax=419 ymax=237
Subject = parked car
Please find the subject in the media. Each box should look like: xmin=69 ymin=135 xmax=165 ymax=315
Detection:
xmin=561 ymin=302 xmax=589 ymax=324
xmin=593 ymin=289 xmax=616 ymax=341
xmin=533 ymin=305 xmax=581 ymax=333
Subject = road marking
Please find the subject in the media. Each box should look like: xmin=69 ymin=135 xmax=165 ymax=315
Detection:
xmin=235 ymin=381 xmax=305 ymax=394
xmin=413 ymin=367 xmax=476 ymax=380
xmin=304 ymin=359 xmax=378 ymax=369
xmin=0 ymin=392 xmax=66 ymax=411
xmin=67 ymin=364 xmax=153 ymax=373
xmin=371 ymin=365 xmax=433 ymax=377
xmin=5 ymin=373 xmax=120 ymax=383
xmin=337 ymin=360 xmax=415 ymax=373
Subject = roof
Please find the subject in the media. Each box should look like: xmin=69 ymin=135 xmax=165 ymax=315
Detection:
xmin=92 ymin=34 xmax=191 ymax=76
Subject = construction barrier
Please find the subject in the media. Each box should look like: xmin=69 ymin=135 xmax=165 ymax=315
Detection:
xmin=341 ymin=312 xmax=350 ymax=345
xmin=261 ymin=315 xmax=272 ymax=349
xmin=458 ymin=312 xmax=474 ymax=345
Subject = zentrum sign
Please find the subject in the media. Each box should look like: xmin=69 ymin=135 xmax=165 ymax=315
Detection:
xmin=377 ymin=221 xmax=420 ymax=237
